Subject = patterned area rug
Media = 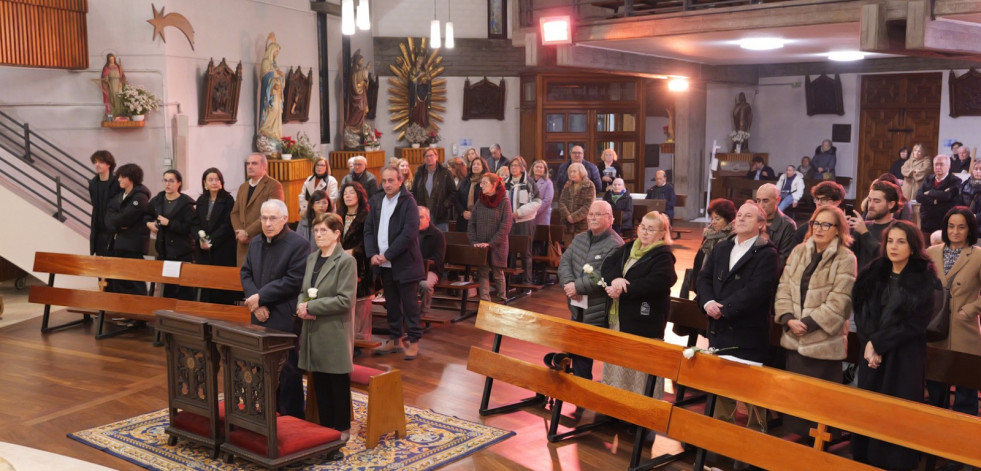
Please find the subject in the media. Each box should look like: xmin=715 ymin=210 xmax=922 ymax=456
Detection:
xmin=69 ymin=391 xmax=513 ymax=470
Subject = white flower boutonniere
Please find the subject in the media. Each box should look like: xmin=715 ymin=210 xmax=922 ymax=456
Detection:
xmin=307 ymin=288 xmax=318 ymax=299
xmin=682 ymin=346 xmax=738 ymax=359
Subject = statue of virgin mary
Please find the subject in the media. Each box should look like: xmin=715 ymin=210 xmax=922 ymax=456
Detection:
xmin=257 ymin=33 xmax=283 ymax=149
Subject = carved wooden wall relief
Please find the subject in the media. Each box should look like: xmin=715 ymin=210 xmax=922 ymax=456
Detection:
xmin=462 ymin=77 xmax=506 ymax=120
xmin=949 ymin=68 xmax=981 ymax=118
xmin=199 ymin=58 xmax=243 ymax=125
xmin=283 ymin=67 xmax=313 ymax=122
xmin=804 ymin=74 xmax=844 ymax=116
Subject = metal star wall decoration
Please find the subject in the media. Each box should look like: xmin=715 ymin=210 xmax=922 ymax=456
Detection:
xmin=147 ymin=4 xmax=195 ymax=50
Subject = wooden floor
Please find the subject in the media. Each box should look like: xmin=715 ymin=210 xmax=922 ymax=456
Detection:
xmin=0 ymin=224 xmax=708 ymax=471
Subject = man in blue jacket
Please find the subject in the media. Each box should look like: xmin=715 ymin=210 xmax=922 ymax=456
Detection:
xmin=240 ymin=199 xmax=309 ymax=419
xmin=365 ymin=165 xmax=426 ymax=360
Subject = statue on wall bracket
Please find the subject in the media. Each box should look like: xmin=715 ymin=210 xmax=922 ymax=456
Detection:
xmin=462 ymin=77 xmax=505 ymax=120
xmin=388 ymin=37 xmax=446 ymax=142
xmin=948 ymin=68 xmax=981 ymax=118
xmin=200 ymin=58 xmax=242 ymax=125
xmin=343 ymin=50 xmax=374 ymax=149
xmin=283 ymin=66 xmax=312 ymax=123
xmin=256 ymin=33 xmax=284 ymax=153
xmin=804 ymin=74 xmax=844 ymax=116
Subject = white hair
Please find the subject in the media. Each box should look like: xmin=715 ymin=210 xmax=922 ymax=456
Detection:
xmin=260 ymin=199 xmax=288 ymax=218
xmin=352 ymin=155 xmax=367 ymax=165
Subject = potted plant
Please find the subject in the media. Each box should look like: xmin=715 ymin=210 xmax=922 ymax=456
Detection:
xmin=121 ymin=84 xmax=159 ymax=121
xmin=280 ymin=132 xmax=315 ymax=160
xmin=405 ymin=123 xmax=427 ymax=148
xmin=427 ymin=130 xmax=441 ymax=148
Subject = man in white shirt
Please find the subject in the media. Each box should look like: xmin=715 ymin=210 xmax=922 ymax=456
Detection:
xmin=695 ymin=202 xmax=778 ymax=469
xmin=363 ymin=166 xmax=426 ymax=359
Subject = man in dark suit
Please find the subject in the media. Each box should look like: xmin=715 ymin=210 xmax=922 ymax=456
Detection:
xmin=487 ymin=143 xmax=510 ymax=174
xmin=240 ymin=199 xmax=309 ymax=419
xmin=231 ymin=153 xmax=285 ymax=266
xmin=364 ymin=165 xmax=426 ymax=359
xmin=696 ymin=201 xmax=778 ymax=471
xmin=745 ymin=155 xmax=776 ymax=181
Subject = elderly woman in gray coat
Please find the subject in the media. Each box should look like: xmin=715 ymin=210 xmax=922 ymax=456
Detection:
xmin=557 ymin=200 xmax=624 ymax=380
xmin=296 ymin=212 xmax=357 ymax=440
xmin=467 ymin=173 xmax=513 ymax=302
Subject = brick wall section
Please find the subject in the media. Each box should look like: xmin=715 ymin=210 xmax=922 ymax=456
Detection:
xmin=373 ymin=37 xmax=525 ymax=77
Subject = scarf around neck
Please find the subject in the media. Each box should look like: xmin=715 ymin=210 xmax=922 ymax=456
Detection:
xmin=479 ymin=184 xmax=506 ymax=208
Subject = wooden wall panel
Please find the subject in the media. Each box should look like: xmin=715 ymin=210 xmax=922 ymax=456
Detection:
xmin=0 ymin=0 xmax=88 ymax=69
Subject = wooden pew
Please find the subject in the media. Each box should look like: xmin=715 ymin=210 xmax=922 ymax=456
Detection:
xmin=431 ymin=244 xmax=487 ymax=323
xmin=467 ymin=301 xmax=981 ymax=471
xmin=530 ymin=224 xmax=564 ymax=285
xmin=29 ymin=252 xmax=378 ymax=349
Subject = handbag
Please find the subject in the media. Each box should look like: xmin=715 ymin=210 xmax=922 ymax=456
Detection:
xmin=545 ymin=228 xmax=562 ymax=268
xmin=926 ymin=265 xmax=963 ymax=342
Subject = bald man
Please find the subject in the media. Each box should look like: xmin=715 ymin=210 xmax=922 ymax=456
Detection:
xmin=755 ymin=183 xmax=797 ymax=267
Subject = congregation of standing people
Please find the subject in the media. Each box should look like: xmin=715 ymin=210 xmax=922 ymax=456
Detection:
xmin=85 ymin=140 xmax=981 ymax=466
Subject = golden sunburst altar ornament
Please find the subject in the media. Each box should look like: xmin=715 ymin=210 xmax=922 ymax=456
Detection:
xmin=388 ymin=37 xmax=446 ymax=142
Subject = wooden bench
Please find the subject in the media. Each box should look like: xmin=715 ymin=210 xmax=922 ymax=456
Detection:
xmin=304 ymin=364 xmax=406 ymax=449
xmin=467 ymin=301 xmax=981 ymax=471
xmin=530 ymin=224 xmax=565 ymax=285
xmin=29 ymin=252 xmax=379 ymax=349
xmin=505 ymin=234 xmax=541 ymax=298
xmin=431 ymin=244 xmax=487 ymax=323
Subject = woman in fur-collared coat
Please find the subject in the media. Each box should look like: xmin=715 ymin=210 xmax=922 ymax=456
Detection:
xmin=851 ymin=220 xmax=937 ymax=471
xmin=774 ymin=206 xmax=856 ymax=437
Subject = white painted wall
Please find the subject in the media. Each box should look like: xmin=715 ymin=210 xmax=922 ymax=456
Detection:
xmin=374 ymin=76 xmax=521 ymax=158
xmin=704 ymin=70 xmax=981 ymax=199
xmin=0 ymin=0 xmax=330 ymax=195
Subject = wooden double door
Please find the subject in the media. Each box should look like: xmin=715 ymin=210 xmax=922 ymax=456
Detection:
xmin=858 ymin=73 xmax=942 ymax=195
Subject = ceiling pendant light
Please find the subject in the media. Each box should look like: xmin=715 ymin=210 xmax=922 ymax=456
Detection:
xmin=356 ymin=0 xmax=370 ymax=31
xmin=430 ymin=0 xmax=441 ymax=48
xmin=444 ymin=1 xmax=454 ymax=49
xmin=341 ymin=0 xmax=355 ymax=36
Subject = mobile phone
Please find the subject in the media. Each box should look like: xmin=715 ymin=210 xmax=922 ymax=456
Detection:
xmin=841 ymin=202 xmax=855 ymax=215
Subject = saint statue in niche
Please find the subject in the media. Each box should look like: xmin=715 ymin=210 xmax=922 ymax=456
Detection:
xmin=257 ymin=33 xmax=284 ymax=150
xmin=101 ymin=53 xmax=127 ymax=120
xmin=732 ymin=92 xmax=753 ymax=152
xmin=343 ymin=50 xmax=371 ymax=149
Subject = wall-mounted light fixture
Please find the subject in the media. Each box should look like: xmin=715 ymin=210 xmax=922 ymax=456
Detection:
xmin=540 ymin=16 xmax=572 ymax=45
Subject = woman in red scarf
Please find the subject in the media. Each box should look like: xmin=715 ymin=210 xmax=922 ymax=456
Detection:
xmin=467 ymin=173 xmax=513 ymax=302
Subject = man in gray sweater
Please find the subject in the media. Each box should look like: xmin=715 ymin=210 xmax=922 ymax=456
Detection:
xmin=755 ymin=183 xmax=797 ymax=269
xmin=557 ymin=200 xmax=624 ymax=379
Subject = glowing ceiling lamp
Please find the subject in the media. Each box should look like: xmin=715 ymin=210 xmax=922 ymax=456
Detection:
xmin=668 ymin=77 xmax=689 ymax=92
xmin=356 ymin=0 xmax=370 ymax=31
xmin=739 ymin=37 xmax=784 ymax=51
xmin=540 ymin=16 xmax=572 ymax=45
xmin=341 ymin=0 xmax=355 ymax=36
xmin=828 ymin=50 xmax=865 ymax=61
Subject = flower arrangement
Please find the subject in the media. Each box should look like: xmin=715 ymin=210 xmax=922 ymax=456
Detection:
xmin=281 ymin=132 xmax=315 ymax=159
xmin=363 ymin=128 xmax=382 ymax=148
xmin=427 ymin=130 xmax=441 ymax=145
xmin=582 ymin=264 xmax=607 ymax=288
xmin=729 ymin=130 xmax=751 ymax=144
xmin=121 ymin=84 xmax=159 ymax=115
xmin=405 ymin=123 xmax=428 ymax=145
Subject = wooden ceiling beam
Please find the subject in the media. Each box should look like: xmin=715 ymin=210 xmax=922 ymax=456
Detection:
xmin=575 ymin=0 xmax=981 ymax=42
xmin=907 ymin=0 xmax=981 ymax=55
xmin=555 ymin=44 xmax=700 ymax=79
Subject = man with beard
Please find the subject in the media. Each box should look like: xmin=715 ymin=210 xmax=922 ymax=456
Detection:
xmin=849 ymin=180 xmax=900 ymax=271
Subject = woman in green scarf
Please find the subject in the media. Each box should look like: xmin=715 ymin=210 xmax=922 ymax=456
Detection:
xmin=599 ymin=211 xmax=677 ymax=396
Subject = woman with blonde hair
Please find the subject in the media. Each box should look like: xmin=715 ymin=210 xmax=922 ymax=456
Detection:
xmin=464 ymin=147 xmax=480 ymax=165
xmin=598 ymin=148 xmax=622 ymax=193
xmin=556 ymin=162 xmax=596 ymax=237
xmin=397 ymin=158 xmax=413 ymax=190
xmin=530 ymin=159 xmax=553 ymax=226
xmin=901 ymin=143 xmax=931 ymax=202
xmin=775 ymin=205 xmax=856 ymax=438
xmin=600 ymin=211 xmax=676 ymax=396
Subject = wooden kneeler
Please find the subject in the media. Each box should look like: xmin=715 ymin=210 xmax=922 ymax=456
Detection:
xmin=306 ymin=365 xmax=406 ymax=449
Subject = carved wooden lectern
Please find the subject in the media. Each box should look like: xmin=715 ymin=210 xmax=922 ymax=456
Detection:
xmin=156 ymin=311 xmax=222 ymax=458
xmin=210 ymin=320 xmax=344 ymax=467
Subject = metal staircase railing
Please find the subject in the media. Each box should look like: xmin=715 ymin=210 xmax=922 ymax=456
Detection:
xmin=0 ymin=109 xmax=92 ymax=229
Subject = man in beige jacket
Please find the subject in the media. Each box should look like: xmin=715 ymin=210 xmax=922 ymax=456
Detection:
xmin=230 ymin=153 xmax=284 ymax=265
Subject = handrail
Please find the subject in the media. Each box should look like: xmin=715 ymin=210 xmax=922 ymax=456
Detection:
xmin=0 ymin=109 xmax=92 ymax=230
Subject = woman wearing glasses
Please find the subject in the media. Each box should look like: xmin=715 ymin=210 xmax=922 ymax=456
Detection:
xmin=774 ymin=205 xmax=856 ymax=439
xmin=600 ymin=211 xmax=676 ymax=397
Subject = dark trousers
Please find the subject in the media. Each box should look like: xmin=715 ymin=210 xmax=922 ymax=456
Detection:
xmin=311 ymin=371 xmax=352 ymax=431
xmin=106 ymin=249 xmax=147 ymax=296
xmin=926 ymin=380 xmax=980 ymax=416
xmin=278 ymin=345 xmax=305 ymax=420
xmin=380 ymin=268 xmax=423 ymax=343
xmin=568 ymin=305 xmax=594 ymax=380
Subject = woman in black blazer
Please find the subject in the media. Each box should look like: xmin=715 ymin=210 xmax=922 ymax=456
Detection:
xmin=337 ymin=181 xmax=376 ymax=341
xmin=192 ymin=168 xmax=238 ymax=304
xmin=600 ymin=211 xmax=677 ymax=397
xmin=145 ymin=169 xmax=196 ymax=300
